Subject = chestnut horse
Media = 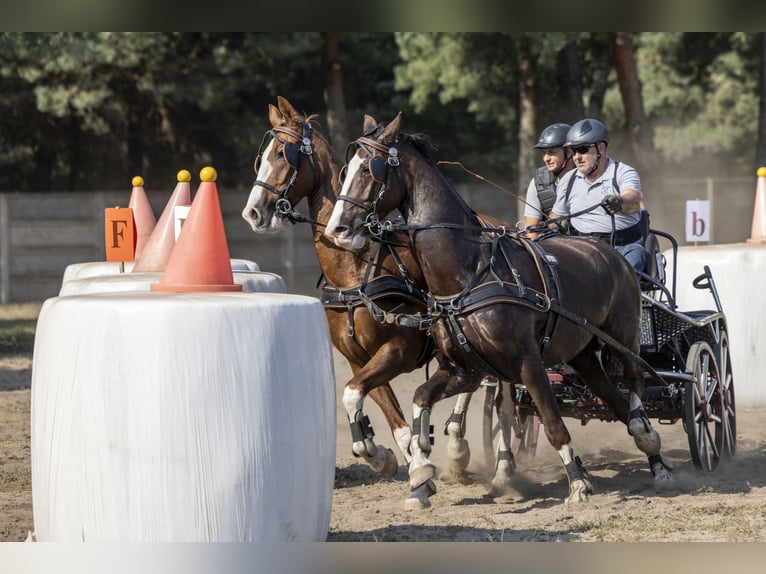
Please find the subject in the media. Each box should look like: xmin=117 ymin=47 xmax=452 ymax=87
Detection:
xmin=325 ymin=113 xmax=676 ymax=510
xmin=242 ymin=97 xmax=503 ymax=483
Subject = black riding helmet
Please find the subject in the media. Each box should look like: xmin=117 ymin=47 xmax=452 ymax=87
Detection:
xmin=533 ymin=123 xmax=571 ymax=149
xmin=565 ymin=118 xmax=609 ymax=147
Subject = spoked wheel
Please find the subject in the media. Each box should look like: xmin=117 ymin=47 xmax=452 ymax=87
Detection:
xmin=717 ymin=330 xmax=736 ymax=459
xmin=481 ymin=378 xmax=499 ymax=469
xmin=511 ymin=411 xmax=540 ymax=464
xmin=684 ymin=341 xmax=724 ymax=472
xmin=481 ymin=378 xmax=540 ymax=469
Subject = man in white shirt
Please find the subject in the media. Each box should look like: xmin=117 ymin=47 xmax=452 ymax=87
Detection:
xmin=551 ymin=118 xmax=647 ymax=273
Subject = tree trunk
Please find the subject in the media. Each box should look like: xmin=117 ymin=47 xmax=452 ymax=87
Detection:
xmin=757 ymin=32 xmax=766 ymax=171
xmin=67 ymin=113 xmax=81 ymax=192
xmin=587 ymin=33 xmax=611 ymax=117
xmin=557 ymin=40 xmax=585 ymax=122
xmin=322 ymin=32 xmax=349 ymax=155
xmin=516 ymin=37 xmax=537 ymax=221
xmin=611 ymin=32 xmax=659 ymax=193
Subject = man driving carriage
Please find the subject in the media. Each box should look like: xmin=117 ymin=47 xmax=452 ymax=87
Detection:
xmin=551 ymin=118 xmax=649 ymax=273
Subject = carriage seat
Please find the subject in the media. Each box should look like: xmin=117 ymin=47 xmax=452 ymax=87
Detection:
xmin=638 ymin=210 xmax=666 ymax=290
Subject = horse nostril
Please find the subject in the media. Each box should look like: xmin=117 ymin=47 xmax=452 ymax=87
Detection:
xmin=332 ymin=225 xmax=348 ymax=238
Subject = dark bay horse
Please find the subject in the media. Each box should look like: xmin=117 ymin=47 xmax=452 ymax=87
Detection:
xmin=325 ymin=113 xmax=676 ymax=509
xmin=242 ymin=97 xmax=495 ymax=483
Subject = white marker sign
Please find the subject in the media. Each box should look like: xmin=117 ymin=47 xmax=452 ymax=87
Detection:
xmin=686 ymin=200 xmax=710 ymax=242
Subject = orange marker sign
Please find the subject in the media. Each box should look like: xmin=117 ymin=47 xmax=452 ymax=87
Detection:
xmin=104 ymin=207 xmax=136 ymax=262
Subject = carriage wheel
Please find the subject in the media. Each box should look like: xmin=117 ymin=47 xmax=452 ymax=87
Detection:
xmin=510 ymin=412 xmax=540 ymax=464
xmin=481 ymin=379 xmax=499 ymax=470
xmin=481 ymin=379 xmax=540 ymax=469
xmin=718 ymin=330 xmax=736 ymax=459
xmin=684 ymin=341 xmax=724 ymax=472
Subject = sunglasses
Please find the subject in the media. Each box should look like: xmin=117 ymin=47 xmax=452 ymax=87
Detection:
xmin=572 ymin=143 xmax=597 ymax=155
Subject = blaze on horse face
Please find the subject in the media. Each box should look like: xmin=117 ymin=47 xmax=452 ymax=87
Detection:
xmin=326 ymin=113 xmax=403 ymax=251
xmin=242 ymin=98 xmax=312 ymax=233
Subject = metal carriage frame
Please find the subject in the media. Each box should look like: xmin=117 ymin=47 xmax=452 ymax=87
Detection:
xmin=481 ymin=229 xmax=737 ymax=474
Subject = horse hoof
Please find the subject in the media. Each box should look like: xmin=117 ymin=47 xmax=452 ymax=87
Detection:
xmin=409 ymin=464 xmax=436 ymax=490
xmin=404 ymin=479 xmax=436 ymax=511
xmin=447 ymin=437 xmax=471 ymax=475
xmin=652 ymin=466 xmax=675 ymax=491
xmin=371 ymin=445 xmax=399 ymax=478
xmin=565 ymin=479 xmax=592 ymax=504
xmin=489 ymin=474 xmax=514 ymax=497
xmin=351 ymin=439 xmax=375 ymax=459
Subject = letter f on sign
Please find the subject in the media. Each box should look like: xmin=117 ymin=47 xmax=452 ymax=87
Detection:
xmin=104 ymin=207 xmax=137 ymax=261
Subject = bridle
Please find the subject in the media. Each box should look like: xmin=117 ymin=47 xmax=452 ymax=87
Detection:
xmin=253 ymin=122 xmax=319 ymax=219
xmin=338 ymin=135 xmax=403 ymax=236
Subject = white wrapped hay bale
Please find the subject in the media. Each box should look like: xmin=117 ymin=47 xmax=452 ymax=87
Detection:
xmin=58 ymin=271 xmax=286 ymax=296
xmin=31 ymin=291 xmax=335 ymax=541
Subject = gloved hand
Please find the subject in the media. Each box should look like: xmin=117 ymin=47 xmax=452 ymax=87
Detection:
xmin=545 ymin=219 xmax=569 ymax=234
xmin=601 ymin=194 xmax=623 ymax=215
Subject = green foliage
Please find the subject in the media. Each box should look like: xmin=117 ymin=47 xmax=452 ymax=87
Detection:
xmin=633 ymin=32 xmax=760 ymax=170
xmin=0 ymin=32 xmax=763 ymax=193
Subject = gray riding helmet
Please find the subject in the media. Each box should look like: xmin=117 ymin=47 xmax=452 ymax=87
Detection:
xmin=565 ymin=118 xmax=609 ymax=147
xmin=533 ymin=123 xmax=571 ymax=148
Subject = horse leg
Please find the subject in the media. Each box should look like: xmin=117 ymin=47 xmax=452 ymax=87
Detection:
xmin=343 ymin=350 xmax=413 ymax=478
xmin=369 ymin=384 xmax=412 ymax=464
xmin=443 ymin=391 xmax=472 ymax=483
xmin=520 ymin=356 xmax=593 ymax=503
xmin=607 ymin=349 xmax=675 ymax=488
xmin=404 ymin=366 xmax=465 ymax=510
xmin=489 ymin=380 xmax=518 ymax=496
xmin=568 ymin=346 xmax=674 ymax=488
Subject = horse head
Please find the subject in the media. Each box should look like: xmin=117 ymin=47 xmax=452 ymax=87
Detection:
xmin=326 ymin=113 xmax=407 ymax=252
xmin=242 ymin=96 xmax=326 ymax=233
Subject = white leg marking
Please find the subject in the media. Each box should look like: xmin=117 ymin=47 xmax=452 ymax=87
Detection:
xmin=558 ymin=443 xmax=592 ymax=504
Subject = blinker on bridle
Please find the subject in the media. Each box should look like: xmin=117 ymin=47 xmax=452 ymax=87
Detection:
xmin=253 ymin=122 xmax=318 ymax=217
xmin=338 ymin=136 xmax=401 ymax=236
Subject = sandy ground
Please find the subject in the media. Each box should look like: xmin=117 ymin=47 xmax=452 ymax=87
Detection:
xmin=1 ymin=302 xmax=765 ymax=543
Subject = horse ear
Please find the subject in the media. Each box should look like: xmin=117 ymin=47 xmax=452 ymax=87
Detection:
xmin=363 ymin=114 xmax=377 ymax=133
xmin=277 ymin=96 xmax=299 ymax=123
xmin=379 ymin=112 xmax=402 ymax=145
xmin=269 ymin=104 xmax=286 ymax=128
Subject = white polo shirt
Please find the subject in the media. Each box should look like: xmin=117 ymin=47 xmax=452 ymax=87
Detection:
xmin=553 ymin=158 xmax=642 ymax=234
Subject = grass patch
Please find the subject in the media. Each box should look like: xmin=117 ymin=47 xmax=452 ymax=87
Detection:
xmin=0 ymin=318 xmax=36 ymax=354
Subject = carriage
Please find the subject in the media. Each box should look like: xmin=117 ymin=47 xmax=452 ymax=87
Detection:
xmin=481 ymin=227 xmax=736 ymax=474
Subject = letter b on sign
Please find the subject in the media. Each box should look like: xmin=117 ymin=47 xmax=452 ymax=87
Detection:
xmin=685 ymin=200 xmax=710 ymax=242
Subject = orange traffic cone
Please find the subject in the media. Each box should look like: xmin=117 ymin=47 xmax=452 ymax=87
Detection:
xmin=133 ymin=170 xmax=193 ymax=272
xmin=747 ymin=167 xmax=766 ymax=245
xmin=151 ymin=167 xmax=242 ymax=292
xmin=128 ymin=176 xmax=157 ymax=259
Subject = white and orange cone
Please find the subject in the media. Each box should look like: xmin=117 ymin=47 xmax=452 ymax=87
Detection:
xmin=747 ymin=167 xmax=766 ymax=245
xmin=151 ymin=167 xmax=242 ymax=292
xmin=133 ymin=170 xmax=193 ymax=272
xmin=128 ymin=176 xmax=157 ymax=259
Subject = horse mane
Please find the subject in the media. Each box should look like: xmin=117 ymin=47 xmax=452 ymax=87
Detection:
xmin=286 ymin=111 xmax=343 ymax=165
xmin=375 ymin=124 xmax=478 ymax=217
xmin=366 ymin=122 xmax=437 ymax=166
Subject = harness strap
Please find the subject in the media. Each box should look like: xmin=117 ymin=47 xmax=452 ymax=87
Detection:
xmin=445 ymin=311 xmax=509 ymax=381
xmin=548 ymin=299 xmax=666 ymax=385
